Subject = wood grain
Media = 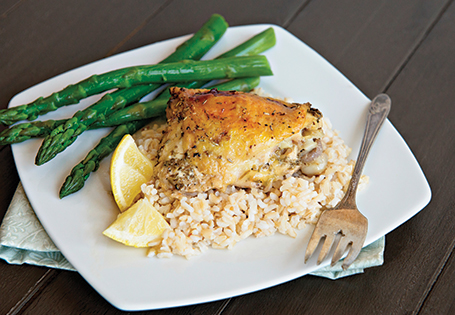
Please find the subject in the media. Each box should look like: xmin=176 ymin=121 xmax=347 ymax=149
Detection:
xmin=0 ymin=264 xmax=52 ymax=315
xmin=0 ymin=0 xmax=21 ymax=16
xmin=112 ymin=0 xmax=309 ymax=55
xmin=0 ymin=0 xmax=167 ymax=111
xmin=22 ymin=269 xmax=228 ymax=314
xmin=0 ymin=146 xmax=18 ymax=212
xmin=420 ymin=250 xmax=455 ymax=314
xmin=287 ymin=0 xmax=450 ymax=98
xmin=388 ymin=2 xmax=455 ymax=313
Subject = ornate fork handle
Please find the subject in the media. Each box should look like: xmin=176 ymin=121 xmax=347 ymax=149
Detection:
xmin=337 ymin=94 xmax=392 ymax=210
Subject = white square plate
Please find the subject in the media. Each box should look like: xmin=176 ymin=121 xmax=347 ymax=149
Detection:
xmin=10 ymin=25 xmax=431 ymax=311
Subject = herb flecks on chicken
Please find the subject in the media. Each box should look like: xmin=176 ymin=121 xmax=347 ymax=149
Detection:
xmin=154 ymin=87 xmax=327 ymax=192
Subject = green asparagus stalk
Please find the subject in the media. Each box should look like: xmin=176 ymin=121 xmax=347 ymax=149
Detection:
xmin=59 ymin=120 xmax=150 ymax=198
xmin=94 ymin=77 xmax=261 ymax=128
xmin=0 ymin=28 xmax=276 ymax=145
xmin=0 ymin=85 xmax=155 ymax=145
xmin=94 ymin=27 xmax=276 ymax=128
xmin=35 ymin=55 xmax=272 ymax=165
xmin=0 ymin=14 xmax=228 ymax=126
xmin=99 ymin=76 xmax=261 ymax=127
xmin=0 ymin=119 xmax=64 ymax=145
xmin=0 ymin=77 xmax=261 ymax=145
xmin=0 ymin=14 xmax=229 ymax=144
xmin=59 ymin=77 xmax=260 ymax=198
xmin=3 ymin=55 xmax=270 ymax=127
xmin=156 ymin=14 xmax=229 ymax=65
xmin=216 ymin=27 xmax=276 ymax=58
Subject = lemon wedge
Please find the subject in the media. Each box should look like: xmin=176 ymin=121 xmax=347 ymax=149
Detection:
xmin=103 ymin=198 xmax=170 ymax=247
xmin=110 ymin=134 xmax=154 ymax=212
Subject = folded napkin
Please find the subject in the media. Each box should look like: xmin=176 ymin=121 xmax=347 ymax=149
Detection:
xmin=0 ymin=183 xmax=384 ymax=279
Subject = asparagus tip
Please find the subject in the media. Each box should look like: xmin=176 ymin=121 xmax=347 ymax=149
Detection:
xmin=59 ymin=175 xmax=84 ymax=198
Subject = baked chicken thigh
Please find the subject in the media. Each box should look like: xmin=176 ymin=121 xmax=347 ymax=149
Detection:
xmin=154 ymin=87 xmax=327 ymax=192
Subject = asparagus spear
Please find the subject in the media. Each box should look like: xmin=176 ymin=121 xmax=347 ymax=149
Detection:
xmin=2 ymin=55 xmax=270 ymax=127
xmin=94 ymin=27 xmax=276 ymax=128
xmin=0 ymin=119 xmax=64 ymax=145
xmin=59 ymin=77 xmax=260 ymax=198
xmin=0 ymin=85 xmax=155 ymax=145
xmin=0 ymin=14 xmax=229 ymax=144
xmin=94 ymin=76 xmax=261 ymax=128
xmin=35 ymin=55 xmax=272 ymax=165
xmin=215 ymin=27 xmax=276 ymax=58
xmin=59 ymin=120 xmax=150 ymax=198
xmin=1 ymin=27 xmax=276 ymax=145
xmin=0 ymin=14 xmax=228 ymax=126
xmin=0 ymin=78 xmax=260 ymax=146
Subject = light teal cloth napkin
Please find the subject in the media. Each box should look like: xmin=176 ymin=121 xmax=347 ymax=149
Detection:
xmin=0 ymin=183 xmax=384 ymax=278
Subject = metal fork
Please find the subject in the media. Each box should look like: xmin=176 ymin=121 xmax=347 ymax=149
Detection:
xmin=304 ymin=94 xmax=391 ymax=270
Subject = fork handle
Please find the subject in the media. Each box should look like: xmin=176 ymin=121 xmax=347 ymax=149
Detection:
xmin=336 ymin=94 xmax=391 ymax=210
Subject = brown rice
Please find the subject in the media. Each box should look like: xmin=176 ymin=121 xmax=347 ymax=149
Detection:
xmin=134 ymin=90 xmax=368 ymax=259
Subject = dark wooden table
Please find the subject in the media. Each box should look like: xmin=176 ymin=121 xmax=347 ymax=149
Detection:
xmin=1 ymin=1 xmax=454 ymax=314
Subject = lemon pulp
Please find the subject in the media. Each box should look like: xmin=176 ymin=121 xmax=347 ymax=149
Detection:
xmin=110 ymin=134 xmax=154 ymax=212
xmin=103 ymin=198 xmax=170 ymax=247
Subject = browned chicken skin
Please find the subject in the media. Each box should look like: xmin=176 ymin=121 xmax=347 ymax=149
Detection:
xmin=154 ymin=87 xmax=326 ymax=192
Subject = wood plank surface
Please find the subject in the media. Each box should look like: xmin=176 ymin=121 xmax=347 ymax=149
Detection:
xmin=392 ymin=2 xmax=455 ymax=313
xmin=287 ymin=0 xmax=450 ymax=98
xmin=21 ymin=270 xmax=229 ymax=315
xmin=1 ymin=0 xmax=455 ymax=314
xmin=112 ymin=0 xmax=309 ymax=55
xmin=0 ymin=0 xmax=168 ymax=111
xmin=0 ymin=0 xmax=21 ymax=16
xmin=0 ymin=146 xmax=18 ymax=212
xmin=420 ymin=250 xmax=455 ymax=314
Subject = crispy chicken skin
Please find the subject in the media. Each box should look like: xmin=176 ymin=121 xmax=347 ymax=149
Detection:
xmin=154 ymin=87 xmax=325 ymax=192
